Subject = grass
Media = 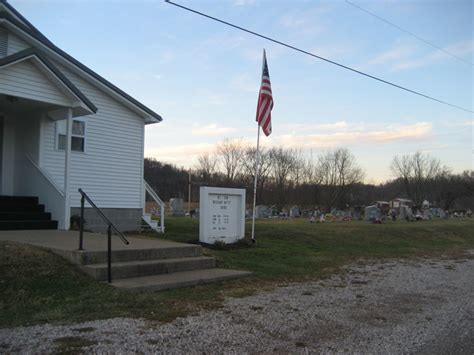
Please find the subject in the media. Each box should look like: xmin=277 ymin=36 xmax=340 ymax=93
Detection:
xmin=1 ymin=218 xmax=473 ymax=328
xmin=52 ymin=336 xmax=97 ymax=354
xmin=162 ymin=217 xmax=474 ymax=279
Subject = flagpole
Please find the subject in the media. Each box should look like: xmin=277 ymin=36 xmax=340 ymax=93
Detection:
xmin=251 ymin=124 xmax=261 ymax=243
xmin=251 ymin=49 xmax=266 ymax=244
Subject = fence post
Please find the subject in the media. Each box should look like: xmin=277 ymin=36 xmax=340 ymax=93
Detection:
xmin=79 ymin=195 xmax=84 ymax=250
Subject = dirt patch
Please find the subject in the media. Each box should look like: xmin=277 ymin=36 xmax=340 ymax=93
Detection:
xmin=52 ymin=336 xmax=96 ymax=354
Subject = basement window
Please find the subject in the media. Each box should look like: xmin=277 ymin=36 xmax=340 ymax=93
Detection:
xmin=56 ymin=119 xmax=86 ymax=152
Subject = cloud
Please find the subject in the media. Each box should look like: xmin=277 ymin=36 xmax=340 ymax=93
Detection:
xmin=442 ymin=119 xmax=474 ymax=128
xmin=159 ymin=50 xmax=175 ymax=64
xmin=273 ymin=122 xmax=432 ymax=148
xmin=280 ymin=13 xmax=308 ymax=29
xmin=191 ymin=124 xmax=237 ymax=136
xmin=279 ymin=10 xmax=325 ymax=36
xmin=146 ymin=142 xmax=216 ymax=165
xmin=369 ymin=45 xmax=415 ymax=65
xmin=233 ymin=0 xmax=256 ymax=6
xmin=146 ymin=121 xmax=433 ymax=169
xmin=368 ymin=39 xmax=473 ymax=71
xmin=316 ymin=121 xmax=349 ymax=129
xmin=280 ymin=120 xmax=359 ymax=133
xmin=429 ymin=40 xmax=474 ymax=60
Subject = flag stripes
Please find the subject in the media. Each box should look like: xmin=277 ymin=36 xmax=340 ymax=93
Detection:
xmin=256 ymin=50 xmax=273 ymax=136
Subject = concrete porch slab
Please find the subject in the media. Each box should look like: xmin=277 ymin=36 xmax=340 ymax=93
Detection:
xmin=0 ymin=229 xmax=203 ymax=265
xmin=0 ymin=230 xmax=193 ymax=252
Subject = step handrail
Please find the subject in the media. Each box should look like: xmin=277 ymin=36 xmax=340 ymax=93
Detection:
xmin=78 ymin=188 xmax=129 ymax=283
xmin=25 ymin=154 xmax=64 ymax=197
xmin=144 ymin=180 xmax=165 ymax=206
xmin=144 ymin=180 xmax=165 ymax=233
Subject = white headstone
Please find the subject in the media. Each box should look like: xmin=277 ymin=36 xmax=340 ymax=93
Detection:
xmin=256 ymin=205 xmax=270 ymax=218
xmin=290 ymin=206 xmax=300 ymax=218
xmin=199 ymin=187 xmax=246 ymax=244
xmin=170 ymin=198 xmax=185 ymax=216
xmin=365 ymin=205 xmax=380 ymax=221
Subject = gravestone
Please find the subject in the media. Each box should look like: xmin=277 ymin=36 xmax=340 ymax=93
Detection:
xmin=199 ymin=187 xmax=246 ymax=244
xmin=439 ymin=209 xmax=446 ymax=219
xmin=256 ymin=205 xmax=270 ymax=219
xmin=170 ymin=198 xmax=185 ymax=217
xmin=365 ymin=205 xmax=380 ymax=221
xmin=399 ymin=205 xmax=407 ymax=220
xmin=289 ymin=206 xmax=300 ymax=218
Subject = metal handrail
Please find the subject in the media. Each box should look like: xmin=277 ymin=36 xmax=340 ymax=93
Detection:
xmin=77 ymin=188 xmax=129 ymax=283
xmin=78 ymin=189 xmax=129 ymax=244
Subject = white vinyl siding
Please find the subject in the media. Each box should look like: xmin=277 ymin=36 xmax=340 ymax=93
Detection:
xmin=7 ymin=31 xmax=29 ymax=55
xmin=41 ymin=63 xmax=145 ymax=209
xmin=0 ymin=26 xmax=7 ymax=57
xmin=0 ymin=60 xmax=72 ymax=106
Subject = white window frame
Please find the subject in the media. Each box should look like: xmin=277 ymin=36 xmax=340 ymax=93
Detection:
xmin=55 ymin=118 xmax=87 ymax=153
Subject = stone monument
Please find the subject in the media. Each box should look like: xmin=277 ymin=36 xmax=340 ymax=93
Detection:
xmin=199 ymin=187 xmax=246 ymax=244
xmin=256 ymin=205 xmax=270 ymax=219
xmin=365 ymin=205 xmax=380 ymax=221
xmin=170 ymin=198 xmax=185 ymax=217
xmin=289 ymin=206 xmax=300 ymax=218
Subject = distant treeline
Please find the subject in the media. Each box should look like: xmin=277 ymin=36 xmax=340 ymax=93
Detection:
xmin=144 ymin=141 xmax=473 ymax=212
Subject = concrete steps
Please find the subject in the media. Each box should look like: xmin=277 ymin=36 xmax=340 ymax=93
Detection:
xmin=141 ymin=213 xmax=160 ymax=232
xmin=83 ymin=256 xmax=216 ymax=281
xmin=110 ymin=268 xmax=252 ymax=291
xmin=74 ymin=244 xmax=202 ymax=265
xmin=0 ymin=195 xmax=58 ymax=230
xmin=0 ymin=219 xmax=58 ymax=230
xmin=70 ymin=239 xmax=251 ymax=290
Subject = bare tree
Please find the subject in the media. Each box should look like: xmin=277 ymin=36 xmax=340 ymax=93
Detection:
xmin=289 ymin=149 xmax=305 ymax=187
xmin=241 ymin=147 xmax=272 ymax=203
xmin=270 ymin=148 xmax=298 ymax=209
xmin=216 ymin=138 xmax=245 ymax=184
xmin=316 ymin=148 xmax=364 ymax=211
xmin=390 ymin=151 xmax=449 ymax=208
xmin=195 ymin=153 xmax=217 ymax=182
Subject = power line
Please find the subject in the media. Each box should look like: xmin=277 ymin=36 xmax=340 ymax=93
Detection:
xmin=345 ymin=0 xmax=473 ymax=66
xmin=164 ymin=0 xmax=473 ymax=114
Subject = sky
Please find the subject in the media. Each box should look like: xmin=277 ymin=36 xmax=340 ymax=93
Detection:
xmin=11 ymin=0 xmax=473 ymax=183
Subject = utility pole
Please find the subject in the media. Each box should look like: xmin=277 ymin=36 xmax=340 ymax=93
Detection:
xmin=188 ymin=169 xmax=191 ymax=216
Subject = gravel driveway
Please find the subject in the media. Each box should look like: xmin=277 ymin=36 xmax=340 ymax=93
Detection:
xmin=1 ymin=253 xmax=473 ymax=354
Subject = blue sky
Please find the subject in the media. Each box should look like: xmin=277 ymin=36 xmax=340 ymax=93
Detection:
xmin=12 ymin=0 xmax=473 ymax=183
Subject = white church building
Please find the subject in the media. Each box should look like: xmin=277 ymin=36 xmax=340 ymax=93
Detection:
xmin=0 ymin=0 xmax=163 ymax=231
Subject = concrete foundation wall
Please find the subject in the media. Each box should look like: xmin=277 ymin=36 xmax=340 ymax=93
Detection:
xmin=70 ymin=207 xmax=142 ymax=233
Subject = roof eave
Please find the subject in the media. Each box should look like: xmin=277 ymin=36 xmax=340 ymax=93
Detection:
xmin=0 ymin=6 xmax=163 ymax=123
xmin=0 ymin=48 xmax=97 ymax=114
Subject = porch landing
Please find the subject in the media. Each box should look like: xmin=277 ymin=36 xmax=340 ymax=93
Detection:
xmin=0 ymin=230 xmax=193 ymax=252
xmin=0 ymin=230 xmax=251 ymax=290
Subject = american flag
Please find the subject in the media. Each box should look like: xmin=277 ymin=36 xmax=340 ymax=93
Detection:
xmin=256 ymin=49 xmax=273 ymax=136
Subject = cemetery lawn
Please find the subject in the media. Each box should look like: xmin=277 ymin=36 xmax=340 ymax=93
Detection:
xmin=1 ymin=218 xmax=473 ymax=328
xmin=164 ymin=217 xmax=474 ymax=279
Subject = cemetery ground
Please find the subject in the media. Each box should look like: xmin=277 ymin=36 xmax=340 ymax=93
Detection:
xmin=1 ymin=218 xmax=473 ymax=331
